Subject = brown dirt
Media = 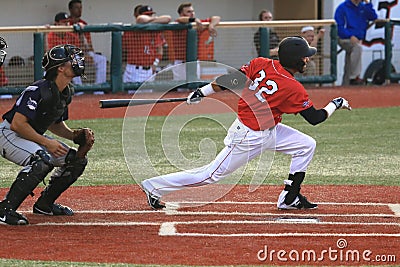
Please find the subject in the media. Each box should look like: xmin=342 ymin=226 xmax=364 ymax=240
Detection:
xmin=0 ymin=185 xmax=398 ymax=266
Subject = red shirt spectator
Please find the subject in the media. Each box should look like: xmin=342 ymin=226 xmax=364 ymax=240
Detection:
xmin=175 ymin=3 xmax=220 ymax=61
xmin=0 ymin=67 xmax=7 ymax=86
xmin=122 ymin=5 xmax=171 ymax=83
xmin=47 ymin=12 xmax=80 ymax=50
xmin=68 ymin=0 xmax=107 ymax=84
xmin=122 ymin=31 xmax=165 ymax=66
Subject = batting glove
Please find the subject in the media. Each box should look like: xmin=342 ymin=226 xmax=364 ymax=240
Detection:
xmin=186 ymin=89 xmax=204 ymax=104
xmin=324 ymin=97 xmax=352 ymax=118
xmin=187 ymin=83 xmax=216 ymax=105
xmin=332 ymin=97 xmax=352 ymax=110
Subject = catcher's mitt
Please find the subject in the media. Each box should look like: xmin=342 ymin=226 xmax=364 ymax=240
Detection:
xmin=73 ymin=128 xmax=95 ymax=158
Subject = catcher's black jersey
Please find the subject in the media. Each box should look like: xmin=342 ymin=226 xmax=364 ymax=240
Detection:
xmin=2 ymin=79 xmax=72 ymax=135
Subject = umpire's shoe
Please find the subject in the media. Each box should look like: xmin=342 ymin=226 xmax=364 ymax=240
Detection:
xmin=0 ymin=207 xmax=29 ymax=225
xmin=277 ymin=190 xmax=318 ymax=210
xmin=33 ymin=202 xmax=74 ymax=216
xmin=142 ymin=187 xmax=165 ymax=210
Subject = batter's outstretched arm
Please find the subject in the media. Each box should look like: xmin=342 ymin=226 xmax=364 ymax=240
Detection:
xmin=300 ymin=97 xmax=352 ymax=125
xmin=300 ymin=106 xmax=328 ymax=125
xmin=187 ymin=70 xmax=247 ymax=104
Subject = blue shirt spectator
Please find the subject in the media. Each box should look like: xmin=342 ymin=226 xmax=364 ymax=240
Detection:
xmin=334 ymin=0 xmax=377 ymax=86
xmin=335 ymin=0 xmax=377 ymax=40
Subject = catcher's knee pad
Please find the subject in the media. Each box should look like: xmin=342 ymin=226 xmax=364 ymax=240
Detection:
xmin=39 ymin=149 xmax=87 ymax=205
xmin=17 ymin=150 xmax=54 ymax=184
xmin=4 ymin=150 xmax=54 ymax=209
xmin=27 ymin=150 xmax=54 ymax=179
xmin=65 ymin=148 xmax=88 ymax=178
xmin=52 ymin=148 xmax=87 ymax=183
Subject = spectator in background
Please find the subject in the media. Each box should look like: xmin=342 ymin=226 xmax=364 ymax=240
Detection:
xmin=253 ymin=9 xmax=280 ymax=58
xmin=47 ymin=13 xmax=80 ymax=49
xmin=133 ymin=4 xmax=143 ymax=19
xmin=0 ymin=67 xmax=7 ymax=87
xmin=172 ymin=2 xmax=221 ymax=80
xmin=47 ymin=12 xmax=82 ymax=85
xmin=122 ymin=5 xmax=171 ymax=83
xmin=0 ymin=36 xmax=8 ymax=86
xmin=298 ymin=26 xmax=325 ymax=77
xmin=334 ymin=0 xmax=377 ymax=85
xmin=68 ymin=0 xmax=107 ymax=84
xmin=135 ymin=5 xmax=172 ymax=24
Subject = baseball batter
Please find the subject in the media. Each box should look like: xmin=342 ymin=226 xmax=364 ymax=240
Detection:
xmin=0 ymin=44 xmax=94 ymax=225
xmin=141 ymin=36 xmax=352 ymax=210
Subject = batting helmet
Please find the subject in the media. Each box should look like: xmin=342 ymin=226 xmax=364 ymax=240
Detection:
xmin=0 ymin=36 xmax=8 ymax=67
xmin=278 ymin=36 xmax=316 ymax=73
xmin=42 ymin=44 xmax=85 ymax=77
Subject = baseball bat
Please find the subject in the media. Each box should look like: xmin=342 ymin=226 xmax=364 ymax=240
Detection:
xmin=99 ymin=97 xmax=187 ymax=108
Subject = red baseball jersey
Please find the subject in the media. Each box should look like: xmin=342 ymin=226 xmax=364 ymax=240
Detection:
xmin=47 ymin=32 xmax=80 ymax=49
xmin=122 ymin=31 xmax=165 ymax=66
xmin=238 ymin=57 xmax=313 ymax=131
xmin=172 ymin=18 xmax=214 ymax=61
xmin=70 ymin=18 xmax=92 ymax=47
xmin=170 ymin=29 xmax=186 ymax=61
xmin=0 ymin=67 xmax=7 ymax=86
xmin=197 ymin=18 xmax=214 ymax=61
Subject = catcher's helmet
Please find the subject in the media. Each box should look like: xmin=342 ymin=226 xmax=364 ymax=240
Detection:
xmin=42 ymin=44 xmax=85 ymax=77
xmin=278 ymin=36 xmax=316 ymax=73
xmin=0 ymin=36 xmax=8 ymax=67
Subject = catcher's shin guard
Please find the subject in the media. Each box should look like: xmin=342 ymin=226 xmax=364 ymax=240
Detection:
xmin=283 ymin=172 xmax=305 ymax=205
xmin=34 ymin=149 xmax=87 ymax=210
xmin=0 ymin=150 xmax=53 ymax=211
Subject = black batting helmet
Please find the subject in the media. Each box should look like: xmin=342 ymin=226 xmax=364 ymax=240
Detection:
xmin=0 ymin=36 xmax=8 ymax=67
xmin=42 ymin=44 xmax=85 ymax=78
xmin=278 ymin=36 xmax=316 ymax=73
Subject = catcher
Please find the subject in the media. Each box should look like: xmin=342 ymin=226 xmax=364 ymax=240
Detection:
xmin=0 ymin=43 xmax=94 ymax=225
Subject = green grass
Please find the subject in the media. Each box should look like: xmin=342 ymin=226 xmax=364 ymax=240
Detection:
xmin=0 ymin=107 xmax=399 ymax=267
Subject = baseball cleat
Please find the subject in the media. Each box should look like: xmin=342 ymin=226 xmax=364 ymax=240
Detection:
xmin=33 ymin=203 xmax=74 ymax=216
xmin=298 ymin=194 xmax=318 ymax=209
xmin=0 ymin=208 xmax=29 ymax=225
xmin=277 ymin=190 xmax=318 ymax=210
xmin=142 ymin=187 xmax=165 ymax=210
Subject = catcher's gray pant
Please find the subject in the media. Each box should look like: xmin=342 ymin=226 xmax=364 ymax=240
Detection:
xmin=142 ymin=119 xmax=316 ymax=197
xmin=0 ymin=120 xmax=70 ymax=168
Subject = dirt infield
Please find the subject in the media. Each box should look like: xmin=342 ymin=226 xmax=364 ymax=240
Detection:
xmin=0 ymin=185 xmax=399 ymax=265
xmin=0 ymin=84 xmax=399 ymax=265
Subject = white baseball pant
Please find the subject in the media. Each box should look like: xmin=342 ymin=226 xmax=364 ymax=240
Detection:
xmin=123 ymin=64 xmax=154 ymax=83
xmin=142 ymin=118 xmax=316 ymax=197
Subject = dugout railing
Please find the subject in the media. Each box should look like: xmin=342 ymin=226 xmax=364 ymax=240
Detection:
xmin=0 ymin=19 xmax=396 ymax=95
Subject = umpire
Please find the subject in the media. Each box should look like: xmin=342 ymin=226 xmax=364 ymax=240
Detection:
xmin=0 ymin=43 xmax=94 ymax=225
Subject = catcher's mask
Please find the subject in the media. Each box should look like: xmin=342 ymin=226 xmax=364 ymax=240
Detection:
xmin=278 ymin=36 xmax=317 ymax=73
xmin=0 ymin=36 xmax=7 ymax=67
xmin=42 ymin=44 xmax=85 ymax=78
